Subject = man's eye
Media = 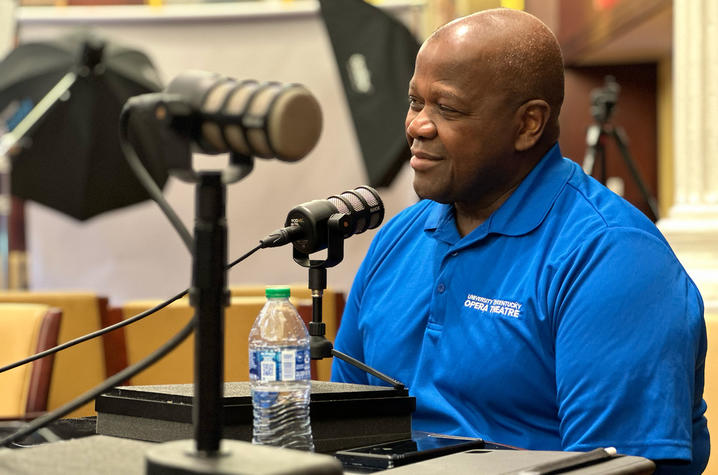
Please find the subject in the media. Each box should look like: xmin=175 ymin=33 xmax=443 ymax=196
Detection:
xmin=438 ymin=104 xmax=458 ymax=114
xmin=408 ymin=96 xmax=423 ymax=110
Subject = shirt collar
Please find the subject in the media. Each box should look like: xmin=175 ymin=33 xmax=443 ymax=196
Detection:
xmin=424 ymin=143 xmax=574 ymax=243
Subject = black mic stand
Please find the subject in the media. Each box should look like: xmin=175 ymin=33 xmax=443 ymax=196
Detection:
xmin=293 ymin=219 xmax=405 ymax=391
xmin=145 ymin=154 xmax=245 ymax=472
xmin=582 ymin=76 xmax=659 ymax=221
xmin=145 ymin=155 xmax=341 ymax=474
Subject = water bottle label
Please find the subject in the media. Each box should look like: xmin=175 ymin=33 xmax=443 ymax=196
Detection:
xmin=249 ymin=347 xmax=310 ymax=381
xmin=253 ymin=389 xmax=279 ymax=409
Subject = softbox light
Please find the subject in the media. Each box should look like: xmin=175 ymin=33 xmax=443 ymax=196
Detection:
xmin=319 ymin=0 xmax=420 ymax=188
xmin=0 ymin=30 xmax=169 ymax=221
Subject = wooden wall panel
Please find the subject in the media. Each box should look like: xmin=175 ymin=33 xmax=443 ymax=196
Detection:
xmin=559 ymin=63 xmax=658 ymax=221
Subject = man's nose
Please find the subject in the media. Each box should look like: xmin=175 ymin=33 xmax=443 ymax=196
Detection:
xmin=406 ymin=110 xmax=437 ymax=139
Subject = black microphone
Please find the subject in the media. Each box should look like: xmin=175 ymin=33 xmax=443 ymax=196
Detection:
xmin=261 ymin=186 xmax=384 ymax=253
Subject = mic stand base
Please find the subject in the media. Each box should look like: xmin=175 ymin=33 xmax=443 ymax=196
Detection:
xmin=145 ymin=439 xmax=342 ymax=475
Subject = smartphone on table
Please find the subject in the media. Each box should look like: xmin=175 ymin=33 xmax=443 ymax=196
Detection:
xmin=335 ymin=431 xmax=486 ymax=472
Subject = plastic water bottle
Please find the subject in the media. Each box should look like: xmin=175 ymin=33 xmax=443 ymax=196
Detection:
xmin=248 ymin=286 xmax=314 ymax=451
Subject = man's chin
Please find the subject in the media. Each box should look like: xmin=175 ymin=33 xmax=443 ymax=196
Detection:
xmin=412 ymin=179 xmax=451 ymax=204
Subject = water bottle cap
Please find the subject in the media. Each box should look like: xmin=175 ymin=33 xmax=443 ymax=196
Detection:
xmin=265 ymin=286 xmax=291 ymax=298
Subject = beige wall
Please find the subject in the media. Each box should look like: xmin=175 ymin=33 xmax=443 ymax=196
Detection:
xmin=0 ymin=0 xmax=16 ymax=55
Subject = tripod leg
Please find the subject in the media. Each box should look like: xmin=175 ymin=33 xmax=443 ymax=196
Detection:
xmin=610 ymin=127 xmax=660 ymax=221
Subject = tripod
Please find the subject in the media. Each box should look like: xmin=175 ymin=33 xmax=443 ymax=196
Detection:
xmin=582 ymin=76 xmax=659 ymax=221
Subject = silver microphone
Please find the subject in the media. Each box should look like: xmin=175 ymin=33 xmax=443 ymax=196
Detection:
xmin=165 ymin=70 xmax=323 ymax=161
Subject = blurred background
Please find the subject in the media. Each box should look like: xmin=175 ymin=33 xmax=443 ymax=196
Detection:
xmin=0 ymin=0 xmax=713 ymax=312
xmin=1 ymin=1 xmax=717 ymax=465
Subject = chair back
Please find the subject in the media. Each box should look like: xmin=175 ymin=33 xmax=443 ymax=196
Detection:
xmin=701 ymin=313 xmax=718 ymax=474
xmin=230 ymin=285 xmax=345 ymax=380
xmin=122 ymin=296 xmax=266 ymax=385
xmin=0 ymin=303 xmax=62 ymax=418
xmin=0 ymin=292 xmax=109 ymax=417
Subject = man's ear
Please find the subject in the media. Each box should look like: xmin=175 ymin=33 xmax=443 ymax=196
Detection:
xmin=515 ymin=99 xmax=550 ymax=152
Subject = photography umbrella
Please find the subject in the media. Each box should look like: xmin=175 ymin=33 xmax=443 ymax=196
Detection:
xmin=0 ymin=30 xmax=169 ymax=221
xmin=319 ymin=0 xmax=420 ymax=188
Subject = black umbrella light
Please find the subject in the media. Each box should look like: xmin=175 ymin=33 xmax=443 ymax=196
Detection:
xmin=0 ymin=31 xmax=169 ymax=221
xmin=319 ymin=0 xmax=419 ymax=188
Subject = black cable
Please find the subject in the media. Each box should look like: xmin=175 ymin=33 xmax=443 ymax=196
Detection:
xmin=0 ymin=244 xmax=262 ymax=376
xmin=228 ymin=243 xmax=262 ymax=269
xmin=0 ymin=315 xmax=196 ymax=448
xmin=119 ymin=97 xmax=194 ymax=253
xmin=0 ymin=92 xmax=275 ymax=446
xmin=0 ymin=244 xmax=263 ymax=446
xmin=0 ymin=289 xmax=187 ymax=375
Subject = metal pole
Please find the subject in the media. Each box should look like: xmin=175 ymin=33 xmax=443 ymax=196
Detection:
xmin=610 ymin=127 xmax=660 ymax=221
xmin=0 ymin=141 xmax=10 ymax=289
xmin=191 ymin=171 xmax=228 ymax=455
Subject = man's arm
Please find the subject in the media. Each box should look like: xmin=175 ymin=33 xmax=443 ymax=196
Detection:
xmin=552 ymin=227 xmax=708 ymax=472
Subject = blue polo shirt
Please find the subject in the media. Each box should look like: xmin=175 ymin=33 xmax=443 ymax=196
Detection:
xmin=332 ymin=144 xmax=709 ymax=473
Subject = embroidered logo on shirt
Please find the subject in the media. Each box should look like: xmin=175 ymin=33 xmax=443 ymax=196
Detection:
xmin=464 ymin=294 xmax=522 ymax=318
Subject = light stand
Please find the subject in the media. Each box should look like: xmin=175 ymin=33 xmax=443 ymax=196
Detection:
xmin=582 ymin=76 xmax=659 ymax=221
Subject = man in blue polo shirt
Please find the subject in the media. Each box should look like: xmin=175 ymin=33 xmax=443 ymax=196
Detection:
xmin=331 ymin=8 xmax=709 ymax=474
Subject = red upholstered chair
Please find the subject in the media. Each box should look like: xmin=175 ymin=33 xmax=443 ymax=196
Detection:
xmin=0 ymin=303 xmax=62 ymax=419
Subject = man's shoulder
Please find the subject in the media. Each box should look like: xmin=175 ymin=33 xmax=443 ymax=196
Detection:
xmin=551 ymin=169 xmax=666 ymax=243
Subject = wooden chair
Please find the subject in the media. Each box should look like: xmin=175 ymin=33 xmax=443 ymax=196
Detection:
xmin=0 ymin=292 xmax=112 ymax=417
xmin=122 ymin=296 xmax=266 ymax=386
xmin=0 ymin=303 xmax=62 ymax=419
xmin=120 ymin=293 xmax=338 ymax=386
xmin=701 ymin=313 xmax=718 ymax=475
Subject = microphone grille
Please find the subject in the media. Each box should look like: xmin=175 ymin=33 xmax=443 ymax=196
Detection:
xmin=355 ymin=186 xmax=383 ymax=230
xmin=327 ymin=186 xmax=384 ymax=236
xmin=327 ymin=196 xmax=351 ymax=215
xmin=341 ymin=191 xmax=367 ymax=212
xmin=341 ymin=190 xmax=368 ymax=233
xmin=355 ymin=186 xmax=379 ymax=207
xmin=267 ymin=85 xmax=323 ymax=161
xmin=328 ymin=192 xmax=367 ymax=235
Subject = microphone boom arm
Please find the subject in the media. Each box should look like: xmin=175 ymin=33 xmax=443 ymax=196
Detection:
xmin=331 ymin=349 xmax=405 ymax=391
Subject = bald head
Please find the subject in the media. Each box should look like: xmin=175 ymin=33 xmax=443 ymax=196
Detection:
xmin=428 ymin=8 xmax=564 ymax=144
